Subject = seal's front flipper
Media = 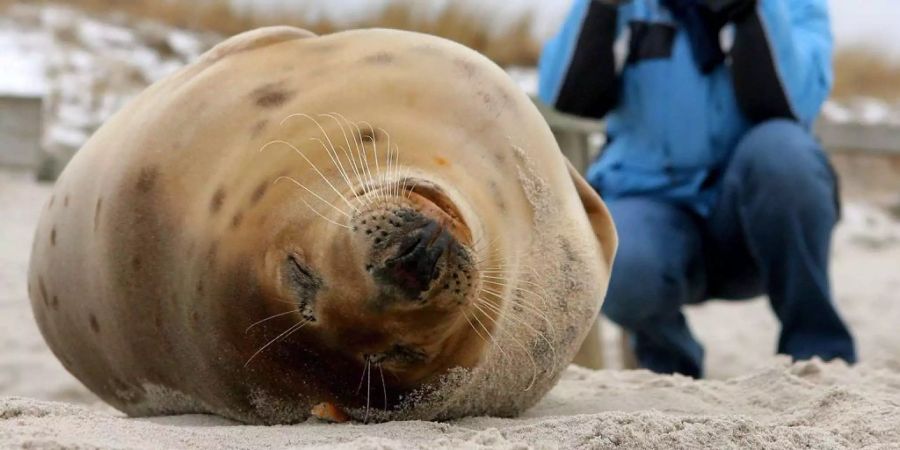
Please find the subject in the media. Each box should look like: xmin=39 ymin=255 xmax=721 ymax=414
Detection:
xmin=564 ymin=159 xmax=617 ymax=270
xmin=311 ymin=402 xmax=349 ymax=423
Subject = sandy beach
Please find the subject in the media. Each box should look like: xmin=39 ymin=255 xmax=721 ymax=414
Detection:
xmin=2 ymin=168 xmax=899 ymax=448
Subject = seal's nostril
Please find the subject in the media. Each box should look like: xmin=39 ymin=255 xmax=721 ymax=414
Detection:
xmin=375 ymin=218 xmax=451 ymax=299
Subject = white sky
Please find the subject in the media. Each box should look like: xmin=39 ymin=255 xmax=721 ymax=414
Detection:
xmin=828 ymin=0 xmax=900 ymax=57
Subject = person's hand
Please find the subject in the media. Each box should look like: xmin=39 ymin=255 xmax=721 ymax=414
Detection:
xmin=704 ymin=0 xmax=756 ymax=19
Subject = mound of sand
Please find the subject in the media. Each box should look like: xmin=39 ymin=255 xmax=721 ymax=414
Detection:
xmin=2 ymin=168 xmax=899 ymax=448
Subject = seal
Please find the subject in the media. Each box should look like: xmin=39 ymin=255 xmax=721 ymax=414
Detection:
xmin=27 ymin=26 xmax=617 ymax=424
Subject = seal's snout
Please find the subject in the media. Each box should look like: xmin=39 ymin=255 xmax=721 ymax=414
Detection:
xmin=351 ymin=178 xmax=475 ymax=308
xmin=377 ymin=217 xmax=451 ymax=299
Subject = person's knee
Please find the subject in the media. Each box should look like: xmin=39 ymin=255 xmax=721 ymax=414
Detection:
xmin=601 ymin=248 xmax=683 ymax=329
xmin=730 ymin=119 xmax=834 ymax=205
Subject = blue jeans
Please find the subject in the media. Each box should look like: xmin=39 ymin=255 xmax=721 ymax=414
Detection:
xmin=600 ymin=120 xmax=857 ymax=378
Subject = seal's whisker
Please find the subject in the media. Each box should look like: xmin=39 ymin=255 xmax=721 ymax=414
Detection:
xmin=279 ymin=114 xmax=359 ymax=213
xmin=371 ymin=124 xmax=385 ymax=203
xmin=480 ymin=274 xmax=550 ymax=293
xmin=245 ymin=309 xmax=299 ymax=333
xmin=394 ymin=146 xmax=406 ymax=200
xmin=351 ymin=120 xmax=377 ymax=205
xmin=400 ymin=164 xmax=412 ymax=199
xmin=473 ymin=248 xmax=506 ymax=270
xmin=475 ymin=298 xmax=541 ymax=391
xmin=325 ymin=113 xmax=370 ymax=207
xmin=479 ymin=285 xmax=555 ymax=323
xmin=473 ymin=235 xmax=502 ymax=253
xmin=478 ymin=269 xmax=535 ymax=277
xmin=274 ymin=176 xmax=352 ymax=221
xmin=353 ymin=121 xmax=382 ymax=207
xmin=274 ymin=180 xmax=351 ymax=229
xmin=468 ymin=304 xmax=508 ymax=362
xmin=359 ymin=120 xmax=388 ymax=206
xmin=480 ymin=278 xmax=554 ymax=312
xmin=378 ymin=364 xmax=388 ymax=410
xmin=318 ymin=114 xmax=363 ymax=206
xmin=261 ymin=140 xmax=357 ymax=214
xmin=390 ymin=143 xmax=400 ymax=200
xmin=377 ymin=127 xmax=400 ymax=199
xmin=463 ymin=313 xmax=490 ymax=346
xmin=332 ymin=112 xmax=375 ymax=207
xmin=356 ymin=358 xmax=369 ymax=394
xmin=243 ymin=319 xmax=309 ymax=368
xmin=477 ymin=293 xmax=550 ymax=344
xmin=479 ymin=279 xmax=553 ymax=310
xmin=476 ymin=292 xmax=554 ymax=347
xmin=308 ymin=137 xmax=357 ymax=207
xmin=364 ymin=358 xmax=372 ymax=423
xmin=383 ymin=137 xmax=393 ymax=203
xmin=478 ymin=287 xmax=559 ymax=363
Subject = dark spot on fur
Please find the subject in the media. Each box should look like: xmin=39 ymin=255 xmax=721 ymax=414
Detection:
xmin=560 ymin=237 xmax=580 ymax=264
xmin=231 ymin=212 xmax=244 ymax=229
xmin=50 ymin=227 xmax=56 ymax=246
xmin=196 ymin=279 xmax=204 ymax=295
xmin=50 ymin=295 xmax=59 ymax=310
xmin=251 ymin=182 xmax=268 ymax=205
xmin=257 ymin=91 xmax=289 ymax=108
xmin=455 ymin=58 xmax=478 ymax=78
xmin=488 ymin=181 xmax=506 ymax=211
xmin=251 ymin=120 xmax=269 ymax=138
xmin=94 ymin=198 xmax=103 ymax=232
xmin=477 ymin=90 xmax=493 ymax=106
xmin=191 ymin=311 xmax=200 ymax=323
xmin=131 ymin=255 xmax=142 ymax=271
xmin=135 ymin=166 xmax=159 ymax=193
xmin=356 ymin=127 xmax=381 ymax=144
xmin=210 ymin=188 xmax=225 ymax=214
xmin=89 ymin=314 xmax=100 ymax=333
xmin=38 ymin=277 xmax=48 ymax=306
xmin=364 ymin=51 xmax=395 ymax=65
xmin=208 ymin=242 xmax=219 ymax=265
xmin=252 ymin=82 xmax=294 ymax=108
xmin=48 ymin=195 xmax=55 ymax=208
xmin=64 ymin=195 xmax=69 ymax=207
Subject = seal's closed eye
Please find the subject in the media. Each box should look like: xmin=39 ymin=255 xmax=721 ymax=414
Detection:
xmin=367 ymin=344 xmax=428 ymax=367
xmin=284 ymin=254 xmax=321 ymax=321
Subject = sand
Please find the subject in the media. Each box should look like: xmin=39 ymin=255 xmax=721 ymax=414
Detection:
xmin=2 ymin=168 xmax=899 ymax=449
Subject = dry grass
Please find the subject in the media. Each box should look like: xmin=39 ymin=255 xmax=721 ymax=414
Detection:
xmin=1 ymin=0 xmax=541 ymax=66
xmin=832 ymin=48 xmax=900 ymax=101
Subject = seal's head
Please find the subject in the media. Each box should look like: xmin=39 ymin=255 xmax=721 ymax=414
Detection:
xmin=250 ymin=131 xmax=489 ymax=413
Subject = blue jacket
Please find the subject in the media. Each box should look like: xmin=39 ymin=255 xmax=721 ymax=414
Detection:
xmin=538 ymin=0 xmax=833 ymax=215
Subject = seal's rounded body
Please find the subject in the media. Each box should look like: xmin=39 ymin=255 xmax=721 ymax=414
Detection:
xmin=28 ymin=27 xmax=616 ymax=424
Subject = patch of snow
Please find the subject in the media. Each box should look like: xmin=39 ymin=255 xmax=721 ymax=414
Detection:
xmin=0 ymin=24 xmax=50 ymax=97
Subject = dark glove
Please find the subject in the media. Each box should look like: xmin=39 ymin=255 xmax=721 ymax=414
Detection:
xmin=704 ymin=0 xmax=756 ymax=22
